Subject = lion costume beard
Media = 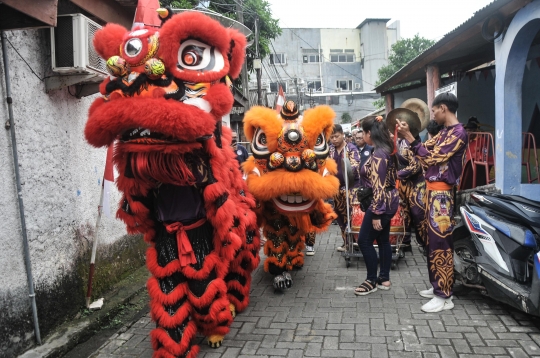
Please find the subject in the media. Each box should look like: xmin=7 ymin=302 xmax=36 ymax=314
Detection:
xmin=85 ymin=11 xmax=259 ymax=358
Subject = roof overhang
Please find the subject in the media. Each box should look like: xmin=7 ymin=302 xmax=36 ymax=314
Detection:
xmin=0 ymin=0 xmax=58 ymax=30
xmin=375 ymin=0 xmax=531 ymax=94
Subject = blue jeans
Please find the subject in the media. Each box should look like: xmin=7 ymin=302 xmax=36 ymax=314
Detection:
xmin=357 ymin=209 xmax=393 ymax=282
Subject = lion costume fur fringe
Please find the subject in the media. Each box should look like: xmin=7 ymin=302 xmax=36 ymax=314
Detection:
xmin=243 ymin=104 xmax=339 ymax=278
xmin=84 ymin=11 xmax=260 ymax=358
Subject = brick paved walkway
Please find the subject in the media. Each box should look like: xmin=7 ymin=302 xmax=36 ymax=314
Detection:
xmin=90 ymin=226 xmax=540 ymax=357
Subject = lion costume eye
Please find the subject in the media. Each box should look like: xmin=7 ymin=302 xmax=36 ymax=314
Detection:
xmin=251 ymin=128 xmax=270 ymax=158
xmin=177 ymin=39 xmax=225 ymax=72
xmin=124 ymin=38 xmax=143 ymax=57
xmin=314 ymin=133 xmax=329 ymax=158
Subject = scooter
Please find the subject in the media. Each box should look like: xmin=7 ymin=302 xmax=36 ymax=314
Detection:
xmin=455 ymin=191 xmax=540 ymax=316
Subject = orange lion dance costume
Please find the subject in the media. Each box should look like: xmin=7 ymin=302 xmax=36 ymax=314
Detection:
xmin=84 ymin=10 xmax=260 ymax=357
xmin=243 ymin=101 xmax=339 ymax=290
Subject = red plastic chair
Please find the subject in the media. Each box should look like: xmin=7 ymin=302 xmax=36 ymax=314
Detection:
xmin=522 ymin=132 xmax=539 ymax=183
xmin=459 ymin=132 xmax=495 ymax=190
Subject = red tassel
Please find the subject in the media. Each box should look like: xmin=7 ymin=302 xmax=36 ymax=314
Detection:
xmin=164 ymin=218 xmax=206 ymax=267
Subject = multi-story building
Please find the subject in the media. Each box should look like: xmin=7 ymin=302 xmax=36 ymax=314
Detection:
xmin=254 ymin=19 xmax=400 ymax=126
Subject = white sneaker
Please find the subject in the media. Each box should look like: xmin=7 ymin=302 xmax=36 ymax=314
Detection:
xmin=306 ymin=246 xmax=315 ymax=256
xmin=421 ymin=296 xmax=454 ymax=313
xmin=336 ymin=246 xmax=347 ymax=252
xmin=419 ymin=287 xmax=435 ymax=298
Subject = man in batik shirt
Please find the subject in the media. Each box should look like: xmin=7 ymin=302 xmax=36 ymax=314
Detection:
xmin=329 ymin=124 xmax=361 ymax=251
xmin=397 ymin=92 xmax=467 ymax=313
xmin=396 ymin=138 xmax=427 ymax=252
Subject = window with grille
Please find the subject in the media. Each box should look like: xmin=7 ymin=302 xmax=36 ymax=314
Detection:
xmin=269 ymin=82 xmax=287 ymax=92
xmin=331 ymin=53 xmax=354 ymax=63
xmin=336 ymin=80 xmax=353 ymax=91
xmin=303 ymin=55 xmax=321 ymax=63
xmin=308 ymin=81 xmax=322 ymax=91
xmin=269 ymin=53 xmax=286 ymax=65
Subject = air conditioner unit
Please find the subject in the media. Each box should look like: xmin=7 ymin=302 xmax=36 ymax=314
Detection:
xmin=354 ymin=83 xmax=362 ymax=89
xmin=289 ymin=88 xmax=296 ymax=94
xmin=261 ymin=80 xmax=268 ymax=87
xmin=51 ymin=14 xmax=107 ymax=76
xmin=335 ymin=88 xmax=342 ymax=92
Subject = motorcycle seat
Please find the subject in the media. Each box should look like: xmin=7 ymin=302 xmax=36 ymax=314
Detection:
xmin=503 ymin=195 xmax=540 ymax=210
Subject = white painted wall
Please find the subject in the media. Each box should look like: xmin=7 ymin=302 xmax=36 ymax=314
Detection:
xmin=320 ymin=28 xmax=362 ymax=61
xmin=0 ymin=28 xmax=126 ymax=351
xmin=360 ymin=21 xmax=389 ymax=91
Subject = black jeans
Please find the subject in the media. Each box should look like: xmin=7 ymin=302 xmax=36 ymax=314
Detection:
xmin=356 ymin=209 xmax=394 ymax=283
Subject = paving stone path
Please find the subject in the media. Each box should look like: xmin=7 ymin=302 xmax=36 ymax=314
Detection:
xmin=91 ymin=226 xmax=540 ymax=358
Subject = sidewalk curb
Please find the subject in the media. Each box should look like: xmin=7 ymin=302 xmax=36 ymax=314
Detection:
xmin=19 ymin=266 xmax=150 ymax=358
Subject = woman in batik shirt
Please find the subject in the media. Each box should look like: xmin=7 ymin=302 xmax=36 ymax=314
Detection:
xmin=354 ymin=116 xmax=399 ymax=296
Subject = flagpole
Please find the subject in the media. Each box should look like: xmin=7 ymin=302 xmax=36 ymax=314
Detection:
xmin=85 ymin=144 xmax=114 ymax=308
xmin=86 ymin=184 xmax=104 ymax=308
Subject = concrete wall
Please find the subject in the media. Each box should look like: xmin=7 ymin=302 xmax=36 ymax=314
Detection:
xmin=0 ymin=29 xmax=141 ymax=356
xmin=359 ymin=21 xmax=389 ymax=91
xmin=261 ymin=27 xmax=389 ymax=122
xmin=261 ymin=28 xmax=322 ymax=93
xmin=453 ymin=74 xmax=495 ymax=129
xmin=387 ymin=21 xmax=400 ymax=54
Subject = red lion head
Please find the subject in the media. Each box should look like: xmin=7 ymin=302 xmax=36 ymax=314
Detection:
xmin=85 ymin=11 xmax=246 ymax=149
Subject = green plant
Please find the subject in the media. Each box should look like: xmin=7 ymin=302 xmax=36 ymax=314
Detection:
xmin=374 ymin=35 xmax=435 ymax=108
xmin=341 ymin=112 xmax=352 ymax=124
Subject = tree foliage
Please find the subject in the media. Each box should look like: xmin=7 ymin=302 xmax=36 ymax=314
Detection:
xmin=341 ymin=112 xmax=352 ymax=124
xmin=159 ymin=0 xmax=282 ymax=74
xmin=373 ymin=35 xmax=435 ymax=108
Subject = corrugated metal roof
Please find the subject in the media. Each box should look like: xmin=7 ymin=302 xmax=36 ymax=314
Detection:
xmin=374 ymin=0 xmax=529 ymax=93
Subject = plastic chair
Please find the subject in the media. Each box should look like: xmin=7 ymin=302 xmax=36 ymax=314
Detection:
xmin=522 ymin=132 xmax=539 ymax=183
xmin=460 ymin=132 xmax=495 ymax=190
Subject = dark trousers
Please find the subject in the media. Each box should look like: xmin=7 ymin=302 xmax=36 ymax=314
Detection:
xmin=356 ymin=210 xmax=394 ymax=282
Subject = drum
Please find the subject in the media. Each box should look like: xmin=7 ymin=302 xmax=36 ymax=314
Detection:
xmin=351 ymin=205 xmax=406 ymax=246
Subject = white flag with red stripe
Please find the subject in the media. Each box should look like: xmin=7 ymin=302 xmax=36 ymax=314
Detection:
xmin=275 ymin=85 xmax=285 ymax=113
xmin=101 ymin=145 xmax=115 ymax=218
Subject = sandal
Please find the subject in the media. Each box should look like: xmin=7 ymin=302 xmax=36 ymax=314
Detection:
xmin=376 ymin=277 xmax=391 ymax=290
xmin=354 ymin=280 xmax=377 ymax=296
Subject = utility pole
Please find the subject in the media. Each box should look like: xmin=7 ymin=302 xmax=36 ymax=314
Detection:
xmin=236 ymin=0 xmax=249 ymax=104
xmin=254 ymin=17 xmax=262 ymax=105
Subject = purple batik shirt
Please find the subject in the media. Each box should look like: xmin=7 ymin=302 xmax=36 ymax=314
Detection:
xmin=360 ymin=148 xmax=399 ymax=218
xmin=397 ymin=138 xmax=425 ymax=185
xmin=411 ymin=123 xmax=468 ymax=186
xmin=329 ymin=142 xmax=361 ymax=189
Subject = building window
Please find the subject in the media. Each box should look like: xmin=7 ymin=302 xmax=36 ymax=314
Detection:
xmin=303 ymin=54 xmax=321 ymax=63
xmin=331 ymin=53 xmax=354 ymax=63
xmin=336 ymin=80 xmax=353 ymax=91
xmin=269 ymin=82 xmax=287 ymax=93
xmin=307 ymin=81 xmax=322 ymax=92
xmin=269 ymin=53 xmax=286 ymax=65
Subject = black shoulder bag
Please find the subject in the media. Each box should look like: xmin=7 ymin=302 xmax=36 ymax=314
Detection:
xmin=357 ymin=186 xmax=373 ymax=212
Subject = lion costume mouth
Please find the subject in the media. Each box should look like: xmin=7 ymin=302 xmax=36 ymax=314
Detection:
xmin=271 ymin=194 xmax=316 ymax=213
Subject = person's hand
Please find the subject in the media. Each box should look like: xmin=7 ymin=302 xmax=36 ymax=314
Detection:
xmin=373 ymin=219 xmax=382 ymax=231
xmin=396 ymin=121 xmax=415 ymax=143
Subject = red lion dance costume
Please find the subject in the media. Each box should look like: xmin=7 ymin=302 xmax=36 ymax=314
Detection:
xmin=84 ymin=10 xmax=260 ymax=357
xmin=243 ymin=101 xmax=339 ymax=290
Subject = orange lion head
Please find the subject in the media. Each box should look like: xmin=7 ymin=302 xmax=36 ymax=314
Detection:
xmin=243 ymin=105 xmax=339 ymax=218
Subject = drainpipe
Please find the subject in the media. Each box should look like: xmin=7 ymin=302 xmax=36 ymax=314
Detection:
xmin=1 ymin=31 xmax=42 ymax=345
